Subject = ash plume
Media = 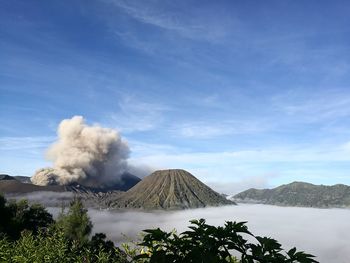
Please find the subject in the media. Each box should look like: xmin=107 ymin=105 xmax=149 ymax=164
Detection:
xmin=31 ymin=116 xmax=130 ymax=186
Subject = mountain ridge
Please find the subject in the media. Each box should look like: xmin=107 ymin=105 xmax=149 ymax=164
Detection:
xmin=1 ymin=170 xmax=233 ymax=210
xmin=233 ymin=181 xmax=350 ymax=208
xmin=0 ymin=173 xmax=141 ymax=194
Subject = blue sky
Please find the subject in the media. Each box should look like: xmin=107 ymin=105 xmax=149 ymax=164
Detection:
xmin=1 ymin=0 xmax=350 ymax=193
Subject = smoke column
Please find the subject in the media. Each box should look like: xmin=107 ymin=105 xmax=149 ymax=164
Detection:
xmin=31 ymin=116 xmax=130 ymax=186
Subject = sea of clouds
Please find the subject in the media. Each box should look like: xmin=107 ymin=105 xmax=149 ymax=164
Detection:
xmin=52 ymin=204 xmax=350 ymax=263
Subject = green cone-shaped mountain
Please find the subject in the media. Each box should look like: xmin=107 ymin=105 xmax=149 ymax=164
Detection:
xmin=111 ymin=169 xmax=234 ymax=210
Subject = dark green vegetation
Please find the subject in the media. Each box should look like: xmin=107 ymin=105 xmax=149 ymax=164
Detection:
xmin=234 ymin=181 xmax=350 ymax=208
xmin=0 ymin=195 xmax=53 ymax=240
xmin=137 ymin=219 xmax=317 ymax=263
xmin=0 ymin=194 xmax=318 ymax=262
xmin=111 ymin=169 xmax=234 ymax=209
xmin=0 ymin=195 xmax=128 ymax=262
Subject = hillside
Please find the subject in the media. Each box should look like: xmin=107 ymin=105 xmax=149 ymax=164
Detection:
xmin=1 ymin=170 xmax=234 ymax=210
xmin=233 ymin=181 xmax=350 ymax=208
xmin=0 ymin=176 xmax=65 ymax=193
xmin=0 ymin=173 xmax=140 ymax=194
xmin=111 ymin=169 xmax=234 ymax=209
xmin=0 ymin=173 xmax=139 ymax=208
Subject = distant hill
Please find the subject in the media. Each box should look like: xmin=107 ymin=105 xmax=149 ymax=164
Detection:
xmin=0 ymin=175 xmax=66 ymax=194
xmin=13 ymin=176 xmax=32 ymax=184
xmin=1 ymin=170 xmax=233 ymax=210
xmin=0 ymin=173 xmax=140 ymax=194
xmin=233 ymin=181 xmax=350 ymax=208
xmin=0 ymin=174 xmax=16 ymax=181
xmin=111 ymin=169 xmax=235 ymax=210
xmin=0 ymin=173 xmax=140 ymax=208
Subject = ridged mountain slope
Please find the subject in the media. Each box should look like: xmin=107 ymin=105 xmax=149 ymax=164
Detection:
xmin=233 ymin=181 xmax=350 ymax=208
xmin=111 ymin=169 xmax=234 ymax=210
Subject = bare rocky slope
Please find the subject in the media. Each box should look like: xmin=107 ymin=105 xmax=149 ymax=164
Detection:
xmin=233 ymin=181 xmax=350 ymax=208
xmin=111 ymin=169 xmax=234 ymax=209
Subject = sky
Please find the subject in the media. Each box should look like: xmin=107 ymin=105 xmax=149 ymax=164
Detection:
xmin=1 ymin=0 xmax=350 ymax=193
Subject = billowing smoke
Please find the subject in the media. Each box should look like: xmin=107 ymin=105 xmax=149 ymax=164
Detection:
xmin=31 ymin=116 xmax=130 ymax=186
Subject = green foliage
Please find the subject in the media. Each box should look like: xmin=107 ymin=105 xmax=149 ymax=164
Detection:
xmin=56 ymin=197 xmax=92 ymax=244
xmin=0 ymin=227 xmax=127 ymax=263
xmin=90 ymin=232 xmax=129 ymax=262
xmin=134 ymin=219 xmax=318 ymax=263
xmin=0 ymin=194 xmax=318 ymax=263
xmin=0 ymin=195 xmax=128 ymax=262
xmin=0 ymin=195 xmax=53 ymax=240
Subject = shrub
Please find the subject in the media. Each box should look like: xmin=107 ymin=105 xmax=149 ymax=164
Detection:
xmin=0 ymin=195 xmax=53 ymax=240
xmin=134 ymin=219 xmax=318 ymax=263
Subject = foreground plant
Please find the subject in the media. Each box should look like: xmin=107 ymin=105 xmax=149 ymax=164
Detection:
xmin=0 ymin=195 xmax=318 ymax=263
xmin=133 ymin=219 xmax=318 ymax=263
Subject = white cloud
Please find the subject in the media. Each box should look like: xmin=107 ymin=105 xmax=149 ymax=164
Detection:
xmin=128 ymin=140 xmax=182 ymax=157
xmin=109 ymin=95 xmax=170 ymax=133
xmin=207 ymin=173 xmax=278 ymax=195
xmin=132 ymin=145 xmax=350 ymax=170
xmin=271 ymin=89 xmax=350 ymax=123
xmin=107 ymin=0 xmax=234 ymax=42
xmin=49 ymin=205 xmax=350 ymax=263
xmin=172 ymin=120 xmax=269 ymax=139
xmin=0 ymin=136 xmax=54 ymax=151
xmin=129 ymin=142 xmax=350 ymax=194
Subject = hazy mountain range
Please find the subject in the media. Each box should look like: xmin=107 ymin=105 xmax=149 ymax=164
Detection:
xmin=233 ymin=181 xmax=350 ymax=208
xmin=0 ymin=170 xmax=233 ymax=210
xmin=3 ymin=171 xmax=350 ymax=209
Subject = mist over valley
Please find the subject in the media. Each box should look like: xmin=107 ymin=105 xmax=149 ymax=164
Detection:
xmin=45 ymin=204 xmax=350 ymax=263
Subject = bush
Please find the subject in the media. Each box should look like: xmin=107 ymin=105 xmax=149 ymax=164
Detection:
xmin=0 ymin=195 xmax=318 ymax=263
xmin=56 ymin=197 xmax=92 ymax=244
xmin=0 ymin=195 xmax=53 ymax=240
xmin=0 ymin=228 xmax=127 ymax=263
xmin=133 ymin=219 xmax=318 ymax=263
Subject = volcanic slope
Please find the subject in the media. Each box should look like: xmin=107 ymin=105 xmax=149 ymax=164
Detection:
xmin=0 ymin=175 xmax=65 ymax=193
xmin=0 ymin=173 xmax=141 ymax=208
xmin=111 ymin=169 xmax=234 ymax=210
xmin=0 ymin=173 xmax=140 ymax=194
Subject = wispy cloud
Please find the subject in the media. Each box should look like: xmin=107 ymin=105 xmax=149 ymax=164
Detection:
xmin=0 ymin=136 xmax=54 ymax=151
xmin=107 ymin=0 xmax=234 ymax=42
xmin=128 ymin=140 xmax=182 ymax=157
xmin=130 ymin=141 xmax=350 ymax=192
xmin=108 ymin=95 xmax=170 ymax=133
xmin=133 ymin=145 xmax=350 ymax=168
xmin=275 ymin=89 xmax=350 ymax=119
xmin=172 ymin=120 xmax=269 ymax=139
xmin=207 ymin=173 xmax=278 ymax=195
xmin=0 ymin=136 xmax=53 ymax=176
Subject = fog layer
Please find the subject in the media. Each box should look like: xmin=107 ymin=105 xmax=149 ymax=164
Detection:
xmin=79 ymin=204 xmax=350 ymax=263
